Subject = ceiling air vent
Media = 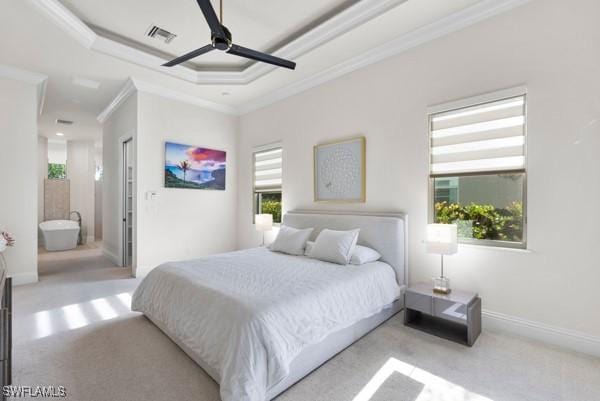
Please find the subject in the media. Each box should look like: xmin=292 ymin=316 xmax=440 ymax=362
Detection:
xmin=56 ymin=119 xmax=74 ymax=125
xmin=146 ymin=25 xmax=177 ymax=44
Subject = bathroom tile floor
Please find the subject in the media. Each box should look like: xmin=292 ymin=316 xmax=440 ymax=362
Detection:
xmin=37 ymin=240 xmax=101 ymax=257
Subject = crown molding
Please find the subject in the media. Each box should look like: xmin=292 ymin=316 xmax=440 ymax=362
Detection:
xmin=29 ymin=0 xmax=95 ymax=48
xmin=234 ymin=0 xmax=408 ymax=85
xmin=92 ymin=36 xmax=200 ymax=83
xmin=42 ymin=0 xmax=531 ymax=120
xmin=238 ymin=0 xmax=531 ymax=115
xmin=97 ymin=77 xmax=237 ymax=123
xmin=132 ymin=78 xmax=238 ymax=115
xmin=0 ymin=64 xmax=48 ymax=115
xmin=96 ymin=0 xmax=531 ymax=120
xmin=96 ymin=78 xmax=137 ymax=123
xmin=28 ymin=0 xmax=407 ymax=85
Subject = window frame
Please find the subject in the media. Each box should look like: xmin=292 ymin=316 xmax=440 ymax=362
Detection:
xmin=47 ymin=163 xmax=67 ymax=180
xmin=253 ymin=191 xmax=282 ymax=225
xmin=252 ymin=143 xmax=283 ymax=226
xmin=427 ymin=87 xmax=528 ymax=249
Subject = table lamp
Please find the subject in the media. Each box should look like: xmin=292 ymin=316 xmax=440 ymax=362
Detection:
xmin=426 ymin=224 xmax=458 ymax=295
xmin=255 ymin=214 xmax=273 ymax=246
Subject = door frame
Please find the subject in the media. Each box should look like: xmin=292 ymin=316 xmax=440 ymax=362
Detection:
xmin=118 ymin=132 xmax=135 ymax=270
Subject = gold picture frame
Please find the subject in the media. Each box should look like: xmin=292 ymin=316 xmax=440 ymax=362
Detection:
xmin=314 ymin=136 xmax=366 ymax=203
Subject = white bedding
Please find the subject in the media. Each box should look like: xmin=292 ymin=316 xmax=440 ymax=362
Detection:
xmin=131 ymin=247 xmax=401 ymax=401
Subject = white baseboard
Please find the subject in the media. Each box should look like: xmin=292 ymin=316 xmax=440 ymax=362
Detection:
xmin=483 ymin=310 xmax=600 ymax=357
xmin=9 ymin=272 xmax=39 ymax=286
xmin=102 ymin=247 xmax=121 ymax=267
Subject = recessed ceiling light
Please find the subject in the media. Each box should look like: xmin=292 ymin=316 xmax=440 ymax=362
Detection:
xmin=56 ymin=132 xmax=64 ymax=137
xmin=72 ymin=76 xmax=101 ymax=90
xmin=221 ymin=92 xmax=231 ymax=96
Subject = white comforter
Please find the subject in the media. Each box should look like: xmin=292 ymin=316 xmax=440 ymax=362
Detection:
xmin=132 ymin=247 xmax=400 ymax=401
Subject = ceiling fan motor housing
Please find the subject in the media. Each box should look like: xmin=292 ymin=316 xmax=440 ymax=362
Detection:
xmin=163 ymin=0 xmax=295 ymax=70
xmin=212 ymin=25 xmax=232 ymax=50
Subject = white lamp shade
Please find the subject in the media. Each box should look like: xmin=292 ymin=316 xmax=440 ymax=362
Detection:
xmin=425 ymin=224 xmax=458 ymax=255
xmin=255 ymin=214 xmax=273 ymax=232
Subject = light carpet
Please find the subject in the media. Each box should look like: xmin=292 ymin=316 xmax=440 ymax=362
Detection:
xmin=11 ymin=246 xmax=600 ymax=401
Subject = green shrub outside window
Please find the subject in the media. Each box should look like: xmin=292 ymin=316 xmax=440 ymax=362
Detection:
xmin=48 ymin=163 xmax=66 ymax=180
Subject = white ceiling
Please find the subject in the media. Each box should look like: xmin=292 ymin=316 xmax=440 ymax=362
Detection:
xmin=0 ymin=0 xmax=528 ymax=141
xmin=38 ymin=107 xmax=102 ymax=142
xmin=60 ymin=0 xmax=357 ymax=69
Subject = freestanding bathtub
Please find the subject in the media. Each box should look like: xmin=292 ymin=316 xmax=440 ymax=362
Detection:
xmin=39 ymin=220 xmax=80 ymax=251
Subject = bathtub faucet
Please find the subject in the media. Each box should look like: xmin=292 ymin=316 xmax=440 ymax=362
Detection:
xmin=69 ymin=211 xmax=83 ymax=245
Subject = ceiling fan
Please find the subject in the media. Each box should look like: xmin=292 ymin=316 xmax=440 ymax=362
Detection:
xmin=162 ymin=0 xmax=296 ymax=70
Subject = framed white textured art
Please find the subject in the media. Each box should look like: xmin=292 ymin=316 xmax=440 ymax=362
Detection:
xmin=314 ymin=136 xmax=366 ymax=202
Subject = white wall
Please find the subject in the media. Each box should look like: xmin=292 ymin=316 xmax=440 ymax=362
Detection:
xmin=37 ymin=135 xmax=48 ymax=226
xmin=237 ymin=0 xmax=600 ymax=347
xmin=102 ymin=94 xmax=137 ymax=266
xmin=135 ymin=92 xmax=238 ymax=276
xmin=0 ymin=78 xmax=39 ymax=284
xmin=67 ymin=140 xmax=96 ymax=243
xmin=94 ymin=143 xmax=103 ymax=240
xmin=47 ymin=139 xmax=67 ymax=164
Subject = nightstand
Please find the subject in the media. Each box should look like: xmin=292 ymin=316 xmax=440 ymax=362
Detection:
xmin=404 ymin=283 xmax=481 ymax=346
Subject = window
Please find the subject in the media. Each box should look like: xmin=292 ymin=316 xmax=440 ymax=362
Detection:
xmin=429 ymin=90 xmax=527 ymax=248
xmin=48 ymin=163 xmax=66 ymax=179
xmin=253 ymin=146 xmax=282 ymax=224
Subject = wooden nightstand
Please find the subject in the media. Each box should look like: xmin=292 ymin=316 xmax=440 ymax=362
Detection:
xmin=404 ymin=283 xmax=481 ymax=346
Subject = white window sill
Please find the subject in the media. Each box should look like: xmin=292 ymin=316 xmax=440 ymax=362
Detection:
xmin=252 ymin=223 xmax=281 ymax=228
xmin=420 ymin=240 xmax=533 ymax=254
xmin=458 ymin=243 xmax=533 ymax=254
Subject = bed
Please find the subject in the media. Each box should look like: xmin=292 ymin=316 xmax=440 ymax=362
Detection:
xmin=132 ymin=210 xmax=407 ymax=401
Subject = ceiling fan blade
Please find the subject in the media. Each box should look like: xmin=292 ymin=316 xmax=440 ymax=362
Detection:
xmin=196 ymin=0 xmax=226 ymax=38
xmin=227 ymin=44 xmax=296 ymax=70
xmin=162 ymin=44 xmax=214 ymax=67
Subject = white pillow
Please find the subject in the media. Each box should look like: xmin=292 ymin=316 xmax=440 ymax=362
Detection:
xmin=270 ymin=226 xmax=313 ymax=256
xmin=308 ymin=229 xmax=360 ymax=265
xmin=350 ymin=245 xmax=381 ymax=265
xmin=304 ymin=241 xmax=315 ymax=256
xmin=306 ymin=241 xmax=381 ymax=265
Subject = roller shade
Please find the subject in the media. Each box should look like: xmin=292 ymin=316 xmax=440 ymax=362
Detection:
xmin=254 ymin=147 xmax=282 ymax=192
xmin=430 ymin=95 xmax=526 ymax=175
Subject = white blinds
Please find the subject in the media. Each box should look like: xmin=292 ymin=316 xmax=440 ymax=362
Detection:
xmin=430 ymin=95 xmax=526 ymax=175
xmin=254 ymin=147 xmax=282 ymax=192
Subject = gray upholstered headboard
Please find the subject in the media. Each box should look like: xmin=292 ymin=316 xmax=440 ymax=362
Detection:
xmin=283 ymin=210 xmax=408 ymax=286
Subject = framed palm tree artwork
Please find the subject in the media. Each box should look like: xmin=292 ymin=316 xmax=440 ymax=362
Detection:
xmin=164 ymin=142 xmax=227 ymax=190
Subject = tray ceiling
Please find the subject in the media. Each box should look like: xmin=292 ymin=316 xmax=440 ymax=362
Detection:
xmin=1 ymin=0 xmax=531 ymax=127
xmin=34 ymin=0 xmax=415 ymax=85
xmin=60 ymin=0 xmax=358 ymax=71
